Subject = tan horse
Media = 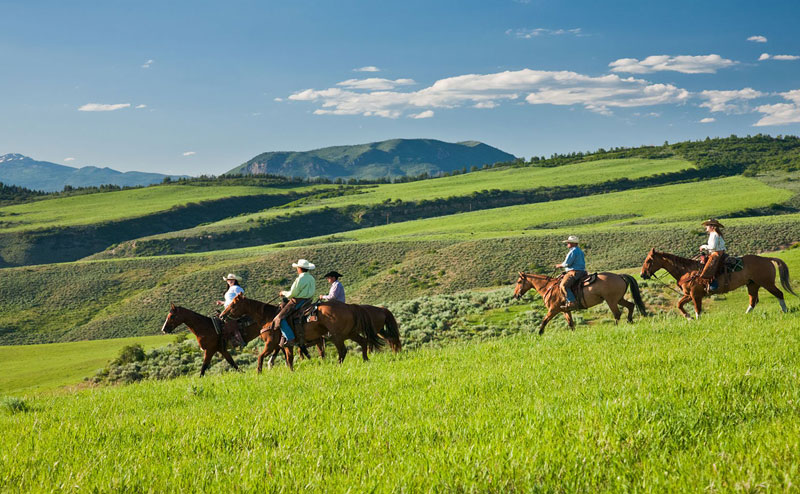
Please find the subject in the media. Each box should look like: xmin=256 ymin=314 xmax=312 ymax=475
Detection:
xmin=513 ymin=272 xmax=647 ymax=334
xmin=640 ymin=248 xmax=796 ymax=319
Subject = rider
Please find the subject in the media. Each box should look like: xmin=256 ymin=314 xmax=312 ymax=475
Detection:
xmin=319 ymin=270 xmax=346 ymax=303
xmin=555 ymin=235 xmax=587 ymax=311
xmin=215 ymin=273 xmax=245 ymax=346
xmin=272 ymin=259 xmax=316 ymax=347
xmin=698 ymin=218 xmax=727 ymax=291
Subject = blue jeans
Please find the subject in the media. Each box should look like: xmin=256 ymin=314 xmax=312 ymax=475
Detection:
xmin=277 ymin=298 xmax=310 ymax=341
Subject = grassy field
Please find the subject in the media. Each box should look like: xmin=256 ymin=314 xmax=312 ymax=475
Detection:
xmin=0 ymin=184 xmax=326 ymax=232
xmin=0 ymin=334 xmax=172 ymax=395
xmin=2 ymin=306 xmax=799 ymax=491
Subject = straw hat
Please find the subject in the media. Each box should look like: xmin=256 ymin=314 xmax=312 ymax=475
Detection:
xmin=701 ymin=218 xmax=724 ymax=228
xmin=562 ymin=235 xmax=580 ymax=244
xmin=292 ymin=259 xmax=316 ymax=270
xmin=222 ymin=273 xmax=241 ymax=282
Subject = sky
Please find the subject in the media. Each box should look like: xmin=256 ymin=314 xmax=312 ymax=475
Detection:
xmin=1 ymin=0 xmax=799 ymax=175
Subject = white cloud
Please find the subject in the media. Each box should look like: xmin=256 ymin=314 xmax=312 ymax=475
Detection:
xmin=409 ymin=110 xmax=434 ymax=119
xmin=141 ymin=59 xmax=154 ymax=68
xmin=287 ymin=68 xmax=689 ymax=118
xmin=353 ymin=66 xmax=380 ymax=72
xmin=759 ymin=53 xmax=771 ymax=61
xmin=336 ymin=78 xmax=416 ymax=91
xmin=609 ymin=54 xmax=736 ymax=74
xmin=755 ymin=90 xmax=800 ymax=126
xmin=64 ymin=157 xmax=75 ymax=162
xmin=506 ymin=27 xmax=583 ymax=39
xmin=698 ymin=88 xmax=765 ymax=113
xmin=273 ymin=97 xmax=283 ymax=102
xmin=135 ymin=104 xmax=147 ymax=109
xmin=78 ymin=103 xmax=131 ymax=112
xmin=773 ymin=54 xmax=800 ymax=61
xmin=699 ymin=117 xmax=715 ymax=123
xmin=748 ymin=35 xmax=768 ymax=43
xmin=474 ymin=101 xmax=498 ymax=109
xmin=182 ymin=151 xmax=196 ymax=156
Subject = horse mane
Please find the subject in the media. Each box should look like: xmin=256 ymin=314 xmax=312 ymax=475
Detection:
xmin=655 ymin=251 xmax=702 ymax=270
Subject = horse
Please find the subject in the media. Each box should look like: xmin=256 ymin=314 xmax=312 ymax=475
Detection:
xmin=354 ymin=304 xmax=402 ymax=353
xmin=640 ymin=248 xmax=796 ymax=319
xmin=160 ymin=303 xmax=265 ymax=376
xmin=221 ymin=295 xmax=385 ymax=371
xmin=513 ymin=271 xmax=647 ymax=334
xmin=219 ymin=293 xmax=325 ymax=372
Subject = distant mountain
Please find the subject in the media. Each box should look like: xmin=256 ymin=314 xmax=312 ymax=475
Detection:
xmin=227 ymin=139 xmax=517 ymax=180
xmin=0 ymin=154 xmax=185 ymax=192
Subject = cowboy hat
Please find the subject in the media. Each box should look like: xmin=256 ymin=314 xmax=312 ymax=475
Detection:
xmin=222 ymin=273 xmax=241 ymax=282
xmin=702 ymin=218 xmax=725 ymax=228
xmin=292 ymin=259 xmax=316 ymax=270
xmin=323 ymin=271 xmax=342 ymax=279
xmin=562 ymin=235 xmax=580 ymax=244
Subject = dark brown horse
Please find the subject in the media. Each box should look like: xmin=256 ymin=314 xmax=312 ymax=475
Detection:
xmin=355 ymin=304 xmax=403 ymax=353
xmin=221 ymin=295 xmax=385 ymax=371
xmin=513 ymin=272 xmax=647 ymax=334
xmin=219 ymin=293 xmax=325 ymax=372
xmin=640 ymin=248 xmax=796 ymax=319
xmin=160 ymin=303 xmax=265 ymax=376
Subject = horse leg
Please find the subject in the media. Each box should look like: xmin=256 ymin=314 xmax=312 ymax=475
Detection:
xmin=317 ymin=339 xmax=326 ymax=359
xmin=349 ymin=334 xmax=370 ymax=361
xmin=746 ymin=281 xmax=759 ymax=313
xmin=298 ymin=345 xmax=312 ymax=360
xmin=332 ymin=337 xmax=348 ymax=364
xmin=619 ymin=298 xmax=635 ymax=323
xmin=762 ymin=282 xmax=787 ymax=313
xmin=257 ymin=344 xmax=271 ymax=374
xmin=691 ymin=288 xmax=703 ymax=319
xmin=562 ymin=312 xmax=575 ymax=330
xmin=677 ymin=294 xmax=693 ymax=321
xmin=284 ymin=346 xmax=295 ymax=371
xmin=538 ymin=309 xmax=558 ymax=335
xmin=219 ymin=348 xmax=239 ymax=371
xmin=199 ymin=350 xmax=213 ymax=377
xmin=606 ymin=299 xmax=622 ymax=325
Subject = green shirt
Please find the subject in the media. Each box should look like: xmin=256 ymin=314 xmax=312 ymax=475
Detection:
xmin=282 ymin=272 xmax=316 ymax=299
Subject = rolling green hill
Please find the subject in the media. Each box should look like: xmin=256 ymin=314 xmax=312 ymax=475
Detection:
xmin=227 ymin=138 xmax=516 ymax=179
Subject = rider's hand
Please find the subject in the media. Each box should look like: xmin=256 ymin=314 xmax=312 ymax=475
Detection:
xmin=215 ymin=300 xmax=223 ymax=306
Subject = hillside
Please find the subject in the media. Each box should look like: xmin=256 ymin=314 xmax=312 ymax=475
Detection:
xmin=0 ymin=154 xmax=184 ymax=192
xmin=227 ymin=138 xmax=516 ymax=179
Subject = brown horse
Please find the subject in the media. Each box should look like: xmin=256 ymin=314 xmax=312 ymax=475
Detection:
xmin=160 ymin=303 xmax=264 ymax=376
xmin=219 ymin=293 xmax=325 ymax=372
xmin=513 ymin=272 xmax=647 ymax=334
xmin=640 ymin=248 xmax=796 ymax=319
xmin=221 ymin=295 xmax=385 ymax=371
xmin=355 ymin=304 xmax=403 ymax=353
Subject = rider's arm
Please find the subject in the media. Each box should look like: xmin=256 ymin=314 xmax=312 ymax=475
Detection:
xmin=281 ymin=277 xmax=300 ymax=298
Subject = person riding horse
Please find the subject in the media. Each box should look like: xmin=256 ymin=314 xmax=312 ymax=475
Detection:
xmin=698 ymin=218 xmax=727 ymax=292
xmin=215 ymin=273 xmax=246 ymax=347
xmin=272 ymin=259 xmax=316 ymax=347
xmin=555 ymin=235 xmax=587 ymax=311
xmin=319 ymin=270 xmax=346 ymax=303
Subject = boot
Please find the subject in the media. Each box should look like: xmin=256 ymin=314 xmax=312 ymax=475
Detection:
xmin=560 ymin=301 xmax=578 ymax=311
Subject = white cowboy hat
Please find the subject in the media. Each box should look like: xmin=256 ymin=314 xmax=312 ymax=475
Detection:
xmin=222 ymin=273 xmax=242 ymax=282
xmin=562 ymin=235 xmax=580 ymax=244
xmin=292 ymin=259 xmax=316 ymax=270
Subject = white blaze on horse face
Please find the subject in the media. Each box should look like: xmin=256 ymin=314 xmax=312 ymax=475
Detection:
xmin=161 ymin=316 xmax=170 ymax=333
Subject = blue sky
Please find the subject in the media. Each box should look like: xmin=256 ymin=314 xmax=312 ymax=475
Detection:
xmin=1 ymin=0 xmax=798 ymax=175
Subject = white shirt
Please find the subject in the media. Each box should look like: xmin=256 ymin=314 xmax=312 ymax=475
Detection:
xmin=701 ymin=232 xmax=726 ymax=252
xmin=223 ymin=285 xmax=244 ymax=307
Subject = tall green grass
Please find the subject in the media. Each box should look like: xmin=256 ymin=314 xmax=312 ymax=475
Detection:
xmin=2 ymin=309 xmax=799 ymax=492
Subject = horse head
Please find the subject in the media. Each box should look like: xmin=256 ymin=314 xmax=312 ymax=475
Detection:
xmin=219 ymin=293 xmax=247 ymax=319
xmin=161 ymin=303 xmax=182 ymax=333
xmin=640 ymin=248 xmax=660 ymax=279
xmin=513 ymin=272 xmax=533 ymax=299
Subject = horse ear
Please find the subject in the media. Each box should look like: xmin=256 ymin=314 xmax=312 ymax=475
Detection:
xmin=518 ymin=271 xmax=524 ymax=277
xmin=170 ymin=302 xmax=176 ymax=310
xmin=649 ymin=248 xmax=655 ymax=254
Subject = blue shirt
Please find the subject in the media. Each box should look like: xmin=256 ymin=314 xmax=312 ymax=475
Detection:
xmin=562 ymin=247 xmax=586 ymax=271
xmin=223 ymin=285 xmax=244 ymax=307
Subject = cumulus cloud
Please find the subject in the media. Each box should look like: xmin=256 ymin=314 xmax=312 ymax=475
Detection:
xmin=609 ymin=54 xmax=736 ymax=74
xmin=182 ymin=151 xmax=196 ymax=156
xmin=699 ymin=117 xmax=715 ymax=123
xmin=141 ymin=59 xmax=154 ymax=68
xmin=698 ymin=88 xmax=765 ymax=113
xmin=748 ymin=35 xmax=767 ymax=43
xmin=286 ymin=68 xmax=690 ymax=118
xmin=353 ymin=66 xmax=380 ymax=72
xmin=64 ymin=157 xmax=75 ymax=162
xmin=409 ymin=110 xmax=434 ymax=119
xmin=506 ymin=27 xmax=583 ymax=39
xmin=336 ymin=78 xmax=416 ymax=91
xmin=78 ymin=103 xmax=131 ymax=112
xmin=755 ymin=90 xmax=800 ymax=126
xmin=760 ymin=53 xmax=800 ymax=61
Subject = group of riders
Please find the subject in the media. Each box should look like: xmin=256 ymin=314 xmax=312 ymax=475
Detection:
xmin=213 ymin=218 xmax=729 ymax=346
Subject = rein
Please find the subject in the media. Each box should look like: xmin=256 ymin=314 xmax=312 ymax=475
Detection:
xmin=649 ymin=271 xmax=685 ymax=295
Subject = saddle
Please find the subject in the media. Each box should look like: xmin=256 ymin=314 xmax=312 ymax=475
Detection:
xmin=572 ymin=273 xmax=598 ymax=309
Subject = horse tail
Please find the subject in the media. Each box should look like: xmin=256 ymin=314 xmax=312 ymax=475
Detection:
xmin=382 ymin=308 xmax=402 ymax=352
xmin=621 ymin=274 xmax=648 ymax=317
xmin=358 ymin=306 xmax=384 ymax=349
xmin=769 ymin=258 xmax=797 ymax=297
